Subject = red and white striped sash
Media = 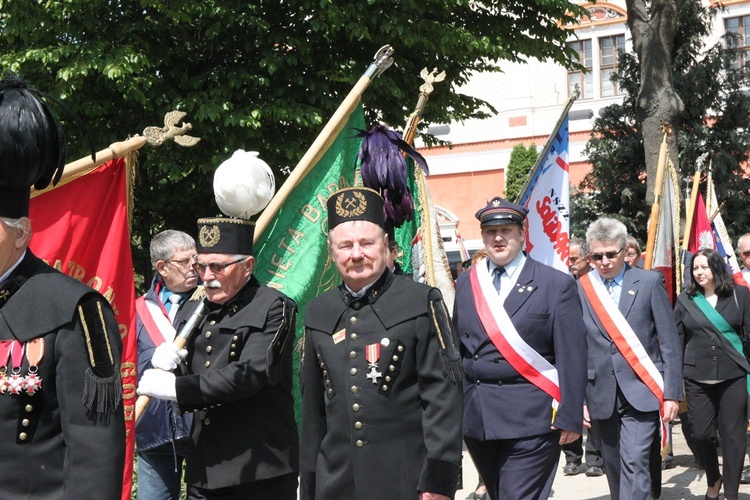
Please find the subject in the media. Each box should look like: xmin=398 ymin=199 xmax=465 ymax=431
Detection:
xmin=579 ymin=270 xmax=664 ymax=401
xmin=469 ymin=260 xmax=560 ymax=404
xmin=135 ymin=295 xmax=177 ymax=347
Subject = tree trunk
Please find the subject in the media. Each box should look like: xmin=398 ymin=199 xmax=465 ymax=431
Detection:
xmin=626 ymin=0 xmax=686 ymax=203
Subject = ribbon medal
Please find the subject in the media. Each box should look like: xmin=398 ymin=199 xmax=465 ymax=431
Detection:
xmin=23 ymin=338 xmax=44 ymax=395
xmin=365 ymin=343 xmax=382 ymax=384
xmin=6 ymin=341 xmax=24 ymax=395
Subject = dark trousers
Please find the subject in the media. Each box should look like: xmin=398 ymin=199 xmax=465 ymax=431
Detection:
xmin=187 ymin=473 xmax=298 ymax=500
xmin=465 ymin=432 xmax=560 ymax=500
xmin=562 ymin=421 xmax=603 ymax=467
xmin=685 ymin=376 xmax=747 ymax=496
xmin=598 ymin=389 xmax=660 ymax=500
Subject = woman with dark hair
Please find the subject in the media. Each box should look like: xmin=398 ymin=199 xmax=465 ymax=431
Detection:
xmin=674 ymin=248 xmax=750 ymax=500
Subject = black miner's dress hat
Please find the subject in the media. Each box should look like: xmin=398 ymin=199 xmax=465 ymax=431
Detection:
xmin=327 ymin=187 xmax=385 ymax=232
xmin=0 ymin=74 xmax=69 ymax=218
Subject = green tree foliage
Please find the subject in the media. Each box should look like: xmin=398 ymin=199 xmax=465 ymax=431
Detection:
xmin=0 ymin=0 xmax=587 ymax=287
xmin=573 ymin=1 xmax=750 ymax=242
xmin=505 ymin=143 xmax=538 ymax=202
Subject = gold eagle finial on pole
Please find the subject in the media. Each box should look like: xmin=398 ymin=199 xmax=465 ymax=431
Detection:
xmin=143 ymin=110 xmax=201 ymax=147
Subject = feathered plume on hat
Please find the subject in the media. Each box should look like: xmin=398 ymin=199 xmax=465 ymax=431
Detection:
xmin=196 ymin=150 xmax=276 ymax=255
xmin=0 ymin=74 xmax=97 ymax=218
xmin=355 ymin=125 xmax=429 ymax=228
xmin=213 ymin=150 xmax=275 ymax=219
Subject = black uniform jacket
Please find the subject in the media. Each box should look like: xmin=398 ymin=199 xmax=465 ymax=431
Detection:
xmin=675 ymin=285 xmax=750 ymax=381
xmin=0 ymin=251 xmax=125 ymax=499
xmin=175 ymin=275 xmax=299 ymax=490
xmin=300 ymin=270 xmax=463 ymax=500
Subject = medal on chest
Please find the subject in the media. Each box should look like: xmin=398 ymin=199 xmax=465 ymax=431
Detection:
xmin=6 ymin=341 xmax=25 ymax=395
xmin=365 ymin=343 xmax=382 ymax=384
xmin=23 ymin=338 xmax=44 ymax=395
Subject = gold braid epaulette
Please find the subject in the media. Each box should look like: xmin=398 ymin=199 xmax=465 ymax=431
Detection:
xmin=189 ymin=285 xmax=206 ymax=301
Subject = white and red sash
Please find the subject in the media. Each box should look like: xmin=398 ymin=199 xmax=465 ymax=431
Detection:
xmin=135 ymin=295 xmax=176 ymax=347
xmin=469 ymin=259 xmax=560 ymax=404
xmin=579 ymin=270 xmax=664 ymax=402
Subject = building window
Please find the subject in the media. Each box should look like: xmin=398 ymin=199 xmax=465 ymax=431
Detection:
xmin=600 ymin=35 xmax=625 ymax=97
xmin=568 ymin=39 xmax=593 ymax=98
xmin=725 ymin=15 xmax=750 ymax=71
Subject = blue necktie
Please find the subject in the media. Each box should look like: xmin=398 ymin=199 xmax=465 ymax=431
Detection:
xmin=605 ymin=278 xmax=615 ymax=301
xmin=493 ymin=267 xmax=505 ymax=293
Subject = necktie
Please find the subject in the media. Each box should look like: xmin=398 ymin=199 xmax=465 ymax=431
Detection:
xmin=167 ymin=294 xmax=181 ymax=323
xmin=605 ymin=279 xmax=615 ymax=301
xmin=493 ymin=267 xmax=505 ymax=293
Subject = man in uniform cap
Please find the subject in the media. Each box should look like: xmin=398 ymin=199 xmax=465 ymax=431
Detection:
xmin=453 ymin=196 xmax=587 ymax=500
xmin=0 ymin=75 xmax=125 ymax=498
xmin=138 ymin=217 xmax=299 ymax=499
xmin=300 ymin=187 xmax=463 ymax=500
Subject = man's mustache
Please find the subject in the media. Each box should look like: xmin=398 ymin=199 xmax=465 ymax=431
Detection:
xmin=345 ymin=258 xmax=373 ymax=272
xmin=205 ymin=280 xmax=222 ymax=289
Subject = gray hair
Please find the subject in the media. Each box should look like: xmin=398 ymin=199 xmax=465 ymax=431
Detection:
xmin=586 ymin=218 xmax=627 ymax=249
xmin=2 ymin=217 xmax=31 ymax=239
xmin=150 ymin=230 xmax=196 ymax=267
xmin=569 ymin=235 xmax=588 ymax=255
xmin=626 ymin=235 xmax=641 ymax=254
xmin=737 ymin=233 xmax=750 ymax=251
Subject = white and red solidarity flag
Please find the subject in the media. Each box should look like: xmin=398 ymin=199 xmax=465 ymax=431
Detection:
xmin=706 ymin=178 xmax=748 ymax=287
xmin=519 ymin=116 xmax=571 ymax=273
xmin=29 ymin=157 xmax=137 ymax=500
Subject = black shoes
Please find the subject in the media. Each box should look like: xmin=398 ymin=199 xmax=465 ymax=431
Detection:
xmin=563 ymin=462 xmax=582 ymax=475
xmin=585 ymin=465 xmax=604 ymax=477
xmin=741 ymin=465 xmax=750 ymax=485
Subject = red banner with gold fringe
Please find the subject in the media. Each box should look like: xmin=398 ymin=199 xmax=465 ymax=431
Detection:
xmin=28 ymin=157 xmax=137 ymax=500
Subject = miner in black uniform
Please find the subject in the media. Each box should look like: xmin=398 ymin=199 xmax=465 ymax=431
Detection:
xmin=300 ymin=187 xmax=463 ymax=500
xmin=138 ymin=217 xmax=299 ymax=499
xmin=0 ymin=75 xmax=125 ymax=498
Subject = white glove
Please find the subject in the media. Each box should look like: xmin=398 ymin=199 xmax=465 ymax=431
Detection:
xmin=137 ymin=369 xmax=177 ymax=401
xmin=151 ymin=342 xmax=188 ymax=371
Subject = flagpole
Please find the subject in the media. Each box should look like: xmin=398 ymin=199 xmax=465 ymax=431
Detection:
xmin=254 ymin=45 xmax=394 ymax=241
xmin=514 ymin=94 xmax=577 ymax=205
xmin=644 ymin=125 xmax=671 ymax=270
xmin=680 ymin=160 xmax=703 ymax=284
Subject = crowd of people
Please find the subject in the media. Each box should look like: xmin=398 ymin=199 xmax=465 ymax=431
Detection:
xmin=4 ymin=74 xmax=750 ymax=500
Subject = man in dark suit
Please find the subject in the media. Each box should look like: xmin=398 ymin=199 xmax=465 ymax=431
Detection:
xmin=453 ymin=196 xmax=587 ymax=500
xmin=578 ymin=218 xmax=682 ymax=499
xmin=300 ymin=187 xmax=463 ymax=500
xmin=138 ymin=218 xmax=299 ymax=499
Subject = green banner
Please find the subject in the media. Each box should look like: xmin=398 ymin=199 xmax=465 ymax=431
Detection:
xmin=253 ymin=105 xmax=365 ymax=419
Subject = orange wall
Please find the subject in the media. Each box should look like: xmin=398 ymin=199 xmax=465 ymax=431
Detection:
xmin=427 ymin=170 xmax=506 ymax=240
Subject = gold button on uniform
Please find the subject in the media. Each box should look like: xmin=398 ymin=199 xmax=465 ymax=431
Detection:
xmin=350 ymin=333 xmax=357 ymax=341
xmin=327 ymin=388 xmax=333 ymax=396
xmin=349 ymin=351 xmax=357 ymax=359
xmin=389 ymin=365 xmax=395 ymax=372
xmin=204 ymin=418 xmax=211 ymax=426
xmin=350 ymin=368 xmax=358 ymax=376
xmin=233 ymin=335 xmax=239 ymax=341
xmin=205 ymin=331 xmax=212 ymax=339
xmin=392 ymin=355 xmax=399 ymax=361
xmin=350 ymin=386 xmax=358 ymax=393
xmin=352 ymin=403 xmax=360 ymax=412
xmin=381 ymin=385 xmax=389 ymax=391
xmin=18 ymin=433 xmax=27 ymax=441
xmin=210 ymin=320 xmax=216 ymax=325
xmin=25 ymin=405 xmax=33 ymax=413
xmin=21 ymin=419 xmax=29 ymax=427
xmin=349 ymin=317 xmax=357 ymax=325
xmin=204 ymin=361 xmax=211 ymax=368
xmin=206 ymin=346 xmax=212 ymax=353
xmin=356 ymin=440 xmax=364 ymax=448
xmin=354 ymin=421 xmax=363 ymax=430
xmin=397 ymin=345 xmax=404 ymax=352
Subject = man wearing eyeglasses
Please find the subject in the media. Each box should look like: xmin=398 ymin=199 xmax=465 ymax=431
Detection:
xmin=134 ymin=230 xmax=198 ymax=500
xmin=453 ymin=196 xmax=587 ymax=500
xmin=578 ymin=218 xmax=681 ymax=499
xmin=138 ymin=218 xmax=299 ymax=499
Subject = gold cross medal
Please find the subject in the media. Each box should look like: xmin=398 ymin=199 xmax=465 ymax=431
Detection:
xmin=365 ymin=343 xmax=382 ymax=384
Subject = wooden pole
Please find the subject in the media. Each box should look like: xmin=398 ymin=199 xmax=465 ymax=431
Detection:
xmin=644 ymin=125 xmax=671 ymax=270
xmin=254 ymin=45 xmax=395 ymax=241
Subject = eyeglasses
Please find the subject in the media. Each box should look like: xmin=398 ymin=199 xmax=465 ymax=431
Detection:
xmin=167 ymin=257 xmax=194 ymax=269
xmin=590 ymin=248 xmax=623 ymax=261
xmin=192 ymin=257 xmax=246 ymax=274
